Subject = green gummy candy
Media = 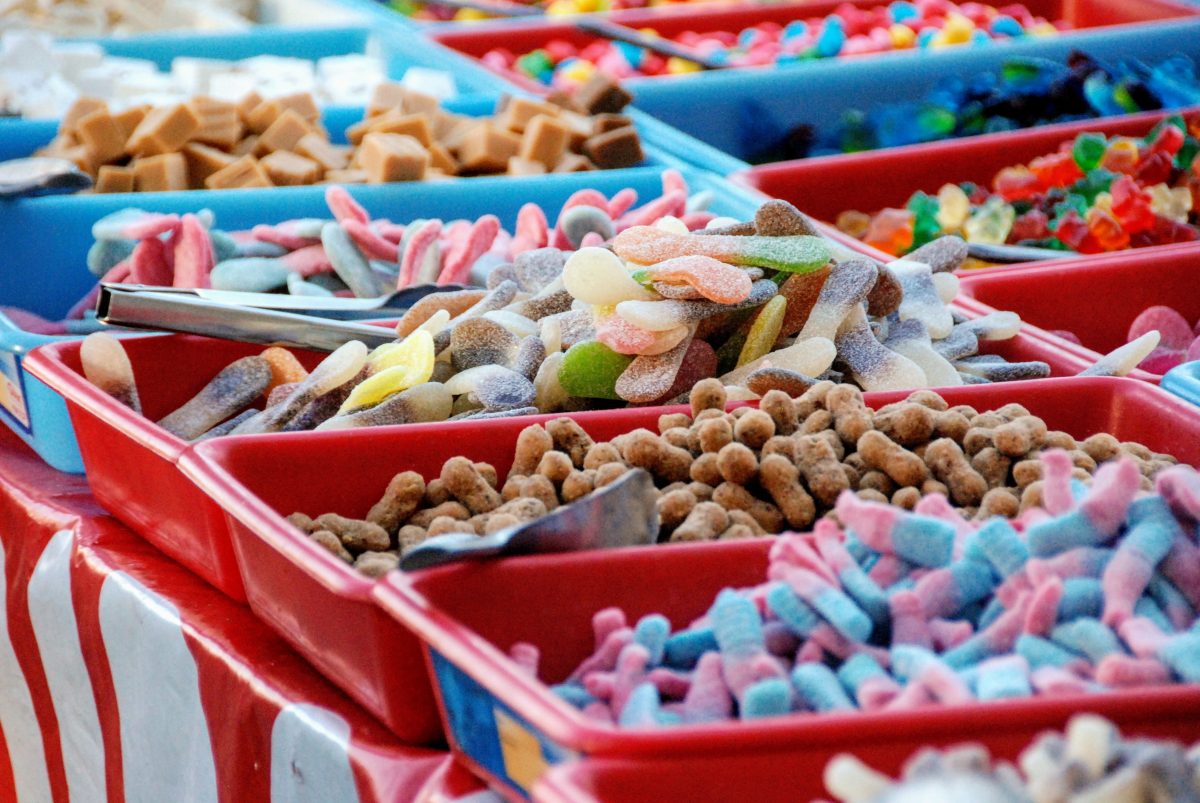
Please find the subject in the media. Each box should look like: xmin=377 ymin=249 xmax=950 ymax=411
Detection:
xmin=741 ymin=234 xmax=830 ymax=273
xmin=1071 ymin=133 xmax=1107 ymax=172
xmin=559 ymin=341 xmax=633 ymax=400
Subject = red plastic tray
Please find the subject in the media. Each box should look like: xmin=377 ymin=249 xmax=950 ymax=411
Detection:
xmin=172 ymin=319 xmax=1089 ymax=745
xmin=957 ymin=248 xmax=1200 ymax=382
xmin=371 ymin=377 xmax=1200 ymax=799
xmin=435 ymin=0 xmax=1198 ymax=93
xmin=23 ymin=333 xmax=341 ymax=601
xmin=733 ymin=107 xmax=1200 ymax=272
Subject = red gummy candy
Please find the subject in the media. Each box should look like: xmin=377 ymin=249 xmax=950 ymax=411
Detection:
xmin=1133 ymin=151 xmax=1174 ymax=187
xmin=1086 ymin=208 xmax=1129 ymax=252
xmin=1110 ymin=175 xmax=1157 ymax=234
xmin=1148 ymin=124 xmax=1185 ymax=157
xmin=1010 ymin=209 xmax=1051 ymax=242
xmin=1128 ymin=305 xmax=1194 ymax=350
xmin=993 ymin=166 xmax=1041 ymax=202
xmin=1139 ymin=346 xmax=1185 ymax=375
xmin=1053 ymin=209 xmax=1090 ymax=250
xmin=863 ymin=208 xmax=915 ymax=255
xmin=1029 ymin=152 xmax=1083 ymax=190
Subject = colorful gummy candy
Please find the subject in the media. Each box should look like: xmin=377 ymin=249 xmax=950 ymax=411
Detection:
xmin=1050 ymin=305 xmax=1200 ymax=376
xmin=513 ymin=456 xmax=1200 ymax=727
xmin=386 ymin=0 xmax=758 ymax=24
xmin=826 ymin=715 xmax=1200 ymax=802
xmin=290 ymin=381 xmax=1182 ymax=573
xmin=841 ymin=116 xmax=1200 ymax=257
xmin=485 ymin=0 xmax=1064 ymax=90
xmin=760 ymin=51 xmax=1200 ymax=162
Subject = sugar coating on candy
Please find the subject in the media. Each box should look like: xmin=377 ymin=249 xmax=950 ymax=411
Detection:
xmin=883 ymin=320 xmax=961 ymax=388
xmin=737 ymin=296 xmax=788 ymax=368
xmin=1128 ymin=305 xmax=1194 ymax=351
xmin=615 ymin=331 xmax=694 ymax=403
xmin=318 ymin=382 xmax=453 ymax=431
xmin=210 ymin=258 xmax=292 ymax=292
xmin=563 ymin=247 xmax=657 ymax=306
xmin=560 ymin=341 xmax=633 ymax=400
xmin=613 ymin=227 xmax=831 ymax=273
xmin=80 ymin=332 xmax=141 ymax=413
xmin=888 ymin=260 xmax=954 ymax=339
xmin=646 ymin=256 xmax=754 ymax=305
xmin=157 ymin=356 xmax=272 ymax=440
xmin=323 ymin=220 xmax=385 ymax=299
xmin=560 ymin=205 xmax=615 ymax=249
xmin=513 ymin=247 xmax=566 ymax=292
xmin=723 ymin=336 xmax=838 ymax=385
xmin=450 ymin=318 xmax=521 ymax=372
xmin=233 ymin=340 xmax=368 ymax=435
xmin=755 ymin=200 xmax=820 ymax=237
xmin=395 ymin=289 xmax=486 ymax=338
xmin=795 ymin=260 xmax=878 ymax=342
xmin=835 ymin=307 xmax=928 ymax=392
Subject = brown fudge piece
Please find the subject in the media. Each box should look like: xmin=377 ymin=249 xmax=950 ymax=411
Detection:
xmin=518 ymin=114 xmax=570 ymax=170
xmin=182 ymin=142 xmax=237 ymax=187
xmin=260 ymin=150 xmax=322 ymax=186
xmin=75 ymin=108 xmax=127 ymax=164
xmin=583 ymin=126 xmax=643 ymax=169
xmin=205 ymin=154 xmax=273 ymax=189
xmin=456 ymin=124 xmax=521 ymax=174
xmin=323 ymin=168 xmax=368 ymax=184
xmin=593 ymin=113 xmax=634 ymax=135
xmin=125 ymin=104 xmax=201 ymax=157
xmin=95 ymin=165 xmax=136 ymax=193
xmin=295 ymin=133 xmax=349 ymax=171
xmin=112 ymin=106 xmax=148 ymax=140
xmin=359 ymin=133 xmax=430 ymax=183
xmin=187 ymin=96 xmax=243 ymax=149
xmin=573 ymin=71 xmax=633 ymax=115
xmin=553 ymin=153 xmax=596 ymax=173
xmin=255 ymin=109 xmax=318 ymax=156
xmin=497 ymin=96 xmax=560 ymax=134
xmin=60 ymin=97 xmax=108 ymax=137
xmin=244 ymin=92 xmax=320 ymax=134
xmin=132 ymin=153 xmax=189 ymax=192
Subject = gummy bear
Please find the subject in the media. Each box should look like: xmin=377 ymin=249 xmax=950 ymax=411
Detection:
xmin=863 ymin=207 xmax=915 ymax=255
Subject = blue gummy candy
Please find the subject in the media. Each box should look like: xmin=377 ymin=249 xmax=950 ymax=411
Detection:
xmin=1050 ymin=618 xmax=1125 ymax=663
xmin=740 ymin=678 xmax=793 ymax=720
xmin=711 ymin=589 xmax=764 ymax=657
xmin=634 ymin=614 xmax=671 ymax=667
xmin=1016 ymin=634 xmax=1082 ymax=669
xmin=791 ymin=663 xmax=855 ymax=712
xmin=976 ymin=661 xmax=1031 ymax=701
xmin=891 ymin=514 xmax=956 ymax=568
xmin=663 ymin=628 xmax=717 ymax=669
xmin=765 ymin=583 xmax=821 ymax=638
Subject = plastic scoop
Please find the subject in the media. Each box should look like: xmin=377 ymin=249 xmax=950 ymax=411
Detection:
xmin=400 ymin=468 xmax=659 ymax=570
xmin=0 ymin=157 xmax=92 ymax=198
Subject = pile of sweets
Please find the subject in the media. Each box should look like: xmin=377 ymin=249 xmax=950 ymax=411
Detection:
xmin=1051 ymin=305 xmax=1200 ymax=376
xmin=287 ymin=381 xmax=1182 ymax=575
xmin=34 ymin=78 xmax=639 ymax=193
xmin=0 ymin=0 xmax=254 ymax=35
xmin=839 ymin=116 xmax=1200 ymax=257
xmin=75 ymin=186 xmax=1165 ymax=454
xmin=517 ymin=457 xmax=1200 ymax=728
xmin=758 ymin=51 xmax=1200 ymax=162
xmin=489 ymin=0 xmax=1064 ymax=89
xmin=825 ymin=714 xmax=1200 ymax=802
xmin=0 ymin=32 xmax=424 ymax=120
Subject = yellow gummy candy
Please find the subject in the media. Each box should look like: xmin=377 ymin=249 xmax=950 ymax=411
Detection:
xmin=941 ymin=13 xmax=973 ymax=44
xmin=347 ymin=330 xmax=435 ymax=412
xmin=737 ymin=295 xmax=788 ymax=368
xmin=667 ymin=57 xmax=702 ymax=74
xmin=1148 ymin=183 xmax=1192 ymax=223
xmin=935 ymin=183 xmax=970 ymax=230
xmin=889 ymin=23 xmax=916 ymax=48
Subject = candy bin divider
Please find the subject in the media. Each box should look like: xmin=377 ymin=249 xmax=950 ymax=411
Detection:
xmin=956 ymin=247 xmax=1200 ymax=381
xmin=362 ymin=377 xmax=1200 ymax=799
xmin=732 ymin=104 xmax=1200 ymax=271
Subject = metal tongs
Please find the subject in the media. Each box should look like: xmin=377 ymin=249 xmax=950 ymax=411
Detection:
xmin=96 ymin=282 xmax=462 ymax=351
xmin=400 ymin=468 xmax=660 ymax=570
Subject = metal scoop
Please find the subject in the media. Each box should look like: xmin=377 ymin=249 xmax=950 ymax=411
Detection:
xmin=400 ymin=468 xmax=660 ymax=571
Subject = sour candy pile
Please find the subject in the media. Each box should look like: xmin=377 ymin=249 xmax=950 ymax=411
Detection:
xmin=827 ymin=715 xmax=1200 ymax=802
xmin=522 ymin=457 xmax=1200 ymax=728
xmin=840 ymin=116 xmax=1200 ymax=257
xmin=1050 ymin=305 xmax=1200 ymax=376
xmin=487 ymin=0 xmax=1064 ymax=89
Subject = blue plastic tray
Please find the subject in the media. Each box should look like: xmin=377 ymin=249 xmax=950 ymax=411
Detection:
xmin=1164 ymin=362 xmax=1200 ymax=407
xmin=5 ymin=167 xmax=763 ymax=473
xmin=626 ymin=18 xmax=1200 ymax=168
